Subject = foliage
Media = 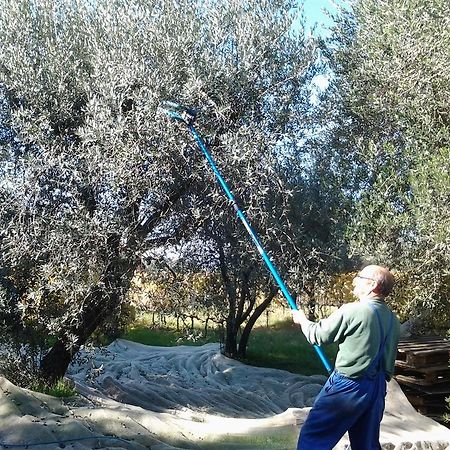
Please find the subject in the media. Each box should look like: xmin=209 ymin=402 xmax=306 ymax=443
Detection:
xmin=322 ymin=0 xmax=450 ymax=327
xmin=129 ymin=267 xmax=226 ymax=330
xmin=0 ymin=332 xmax=50 ymax=388
xmin=0 ymin=0 xmax=328 ymax=381
xmin=175 ymin=115 xmax=352 ymax=356
xmin=447 ymin=329 xmax=450 ymax=421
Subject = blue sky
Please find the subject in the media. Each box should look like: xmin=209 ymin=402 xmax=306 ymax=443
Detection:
xmin=298 ymin=0 xmax=349 ymax=92
xmin=301 ymin=0 xmax=341 ymax=36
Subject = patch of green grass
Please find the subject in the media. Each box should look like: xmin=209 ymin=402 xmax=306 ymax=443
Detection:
xmin=122 ymin=319 xmax=221 ymax=347
xmin=30 ymin=378 xmax=77 ymax=398
xmin=243 ymin=320 xmax=336 ymax=376
xmin=121 ymin=317 xmax=336 ymax=376
xmin=191 ymin=426 xmax=299 ymax=449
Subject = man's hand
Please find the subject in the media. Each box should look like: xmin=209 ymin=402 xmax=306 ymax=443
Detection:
xmin=292 ymin=309 xmax=309 ymax=327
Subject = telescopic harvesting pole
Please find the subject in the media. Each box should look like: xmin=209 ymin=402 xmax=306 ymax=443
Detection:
xmin=160 ymin=101 xmax=332 ymax=374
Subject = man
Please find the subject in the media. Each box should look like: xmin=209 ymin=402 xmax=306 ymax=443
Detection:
xmin=292 ymin=265 xmax=401 ymax=450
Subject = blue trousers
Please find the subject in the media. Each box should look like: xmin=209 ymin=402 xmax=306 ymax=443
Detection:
xmin=297 ymin=370 xmax=386 ymax=450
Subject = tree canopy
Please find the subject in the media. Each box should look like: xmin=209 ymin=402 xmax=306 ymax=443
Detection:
xmin=323 ymin=0 xmax=450 ymax=325
xmin=1 ymin=0 xmax=448 ymax=387
xmin=0 ymin=0 xmax=339 ymax=381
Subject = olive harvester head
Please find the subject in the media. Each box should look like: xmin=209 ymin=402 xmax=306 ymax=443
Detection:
xmin=158 ymin=101 xmax=197 ymax=125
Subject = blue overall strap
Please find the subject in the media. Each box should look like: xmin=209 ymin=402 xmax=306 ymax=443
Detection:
xmin=367 ymin=304 xmax=394 ymax=374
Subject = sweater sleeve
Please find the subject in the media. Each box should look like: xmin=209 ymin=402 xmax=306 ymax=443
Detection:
xmin=302 ymin=305 xmax=350 ymax=346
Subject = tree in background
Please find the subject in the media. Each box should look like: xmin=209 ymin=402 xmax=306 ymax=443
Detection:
xmin=129 ymin=255 xmax=226 ymax=336
xmin=153 ymin=120 xmax=351 ymax=359
xmin=0 ymin=0 xmax=326 ymax=383
xmin=322 ymin=0 xmax=450 ymax=327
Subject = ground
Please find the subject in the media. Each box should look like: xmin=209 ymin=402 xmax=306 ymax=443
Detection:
xmin=0 ymin=340 xmax=449 ymax=449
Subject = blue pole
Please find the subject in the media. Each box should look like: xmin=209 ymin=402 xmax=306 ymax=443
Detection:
xmin=188 ymin=124 xmax=332 ymax=374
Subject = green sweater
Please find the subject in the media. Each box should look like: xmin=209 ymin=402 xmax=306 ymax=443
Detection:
xmin=302 ymin=298 xmax=401 ymax=380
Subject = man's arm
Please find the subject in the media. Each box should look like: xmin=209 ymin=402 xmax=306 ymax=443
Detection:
xmin=292 ymin=306 xmax=348 ymax=346
xmin=292 ymin=309 xmax=314 ymax=334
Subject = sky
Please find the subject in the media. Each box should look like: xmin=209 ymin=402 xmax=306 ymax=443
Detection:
xmin=299 ymin=0 xmax=347 ymax=92
xmin=301 ymin=0 xmax=340 ymax=37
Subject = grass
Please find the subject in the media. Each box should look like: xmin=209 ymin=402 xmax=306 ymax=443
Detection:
xmin=30 ymin=378 xmax=77 ymax=397
xmin=244 ymin=320 xmax=336 ymax=376
xmin=121 ymin=315 xmax=336 ymax=376
xmin=191 ymin=426 xmax=299 ymax=449
xmin=122 ymin=318 xmax=221 ymax=347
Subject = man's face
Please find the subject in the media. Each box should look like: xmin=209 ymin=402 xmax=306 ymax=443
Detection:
xmin=352 ymin=269 xmax=376 ymax=299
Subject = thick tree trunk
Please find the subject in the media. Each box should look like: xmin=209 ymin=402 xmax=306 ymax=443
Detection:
xmin=40 ymin=282 xmax=131 ymax=383
xmin=217 ymin=239 xmax=240 ymax=357
xmin=237 ymin=286 xmax=277 ymax=358
xmin=223 ymin=318 xmax=238 ymax=357
xmin=40 ymin=340 xmax=74 ymax=383
xmin=41 ymin=238 xmax=136 ymax=383
xmin=203 ymin=317 xmax=209 ymax=337
xmin=40 ymin=181 xmax=190 ymax=384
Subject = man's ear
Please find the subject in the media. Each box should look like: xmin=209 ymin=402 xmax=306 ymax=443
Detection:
xmin=371 ymin=281 xmax=381 ymax=294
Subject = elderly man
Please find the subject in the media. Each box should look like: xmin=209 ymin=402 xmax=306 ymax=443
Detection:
xmin=292 ymin=265 xmax=401 ymax=450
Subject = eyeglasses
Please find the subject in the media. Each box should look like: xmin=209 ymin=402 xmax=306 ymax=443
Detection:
xmin=355 ymin=274 xmax=376 ymax=282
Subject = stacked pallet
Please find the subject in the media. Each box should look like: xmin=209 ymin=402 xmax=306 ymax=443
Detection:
xmin=394 ymin=336 xmax=450 ymax=424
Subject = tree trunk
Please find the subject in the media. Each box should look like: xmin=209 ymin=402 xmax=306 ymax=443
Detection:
xmin=237 ymin=286 xmax=277 ymax=358
xmin=40 ymin=238 xmax=136 ymax=383
xmin=217 ymin=238 xmax=239 ymax=357
xmin=223 ymin=318 xmax=238 ymax=357
xmin=40 ymin=181 xmax=190 ymax=384
xmin=40 ymin=297 xmax=115 ymax=382
xmin=40 ymin=340 xmax=74 ymax=384
xmin=40 ymin=282 xmax=130 ymax=383
xmin=303 ymin=286 xmax=316 ymax=321
xmin=203 ymin=317 xmax=209 ymax=337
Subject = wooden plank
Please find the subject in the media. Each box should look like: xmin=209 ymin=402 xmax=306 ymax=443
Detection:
xmin=407 ymin=395 xmax=448 ymax=407
xmin=395 ymin=376 xmax=450 ymax=394
xmin=395 ymin=360 xmax=450 ymax=372
xmin=395 ymin=373 xmax=450 ymax=386
xmin=405 ymin=351 xmax=450 ymax=368
xmin=416 ymin=406 xmax=447 ymax=417
xmin=398 ymin=340 xmax=450 ymax=350
xmin=397 ymin=337 xmax=450 ymax=352
xmin=399 ymin=336 xmax=443 ymax=341
xmin=398 ymin=336 xmax=450 ymax=344
xmin=394 ymin=366 xmax=450 ymax=384
xmin=408 ymin=348 xmax=450 ymax=356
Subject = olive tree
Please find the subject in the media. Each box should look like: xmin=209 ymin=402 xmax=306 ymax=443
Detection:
xmin=322 ymin=0 xmax=450 ymax=326
xmin=0 ymin=0 xmax=318 ymax=382
xmin=152 ymin=124 xmax=352 ymax=359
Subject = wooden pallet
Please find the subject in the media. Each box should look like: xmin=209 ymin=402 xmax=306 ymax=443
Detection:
xmin=395 ymin=365 xmax=450 ymax=386
xmin=406 ymin=392 xmax=448 ymax=408
xmin=395 ymin=376 xmax=450 ymax=394
xmin=394 ymin=336 xmax=450 ymax=423
xmin=400 ymin=386 xmax=449 ymax=425
xmin=396 ymin=336 xmax=450 ymax=369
